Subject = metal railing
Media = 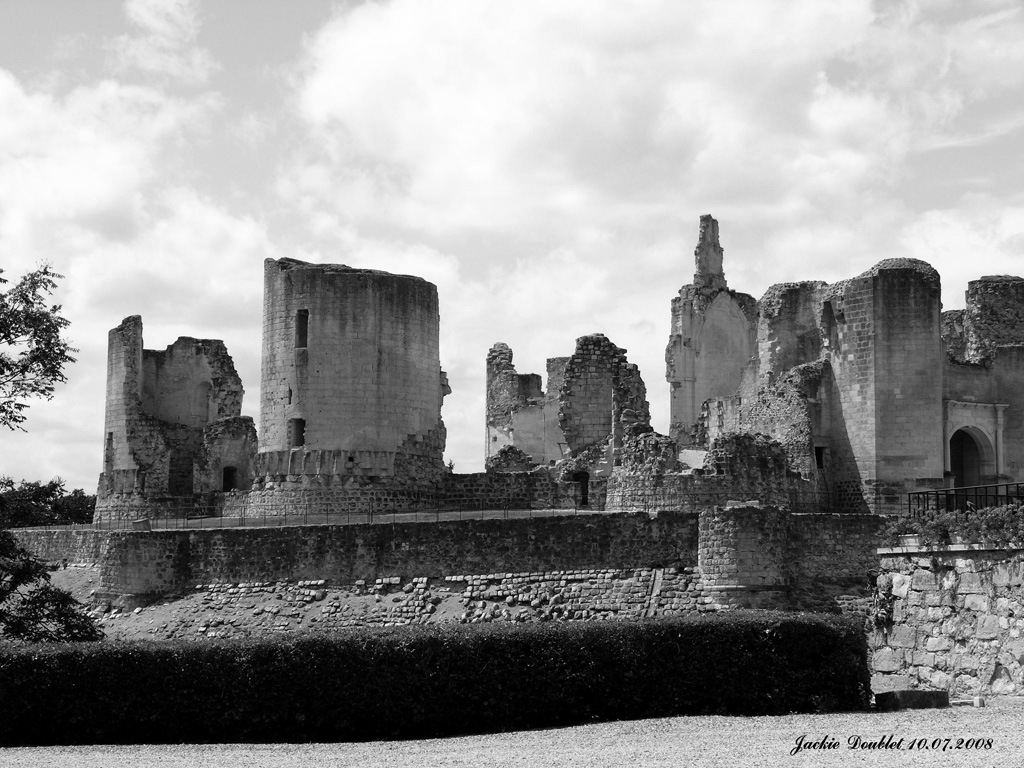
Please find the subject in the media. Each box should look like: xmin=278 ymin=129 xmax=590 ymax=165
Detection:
xmin=907 ymin=483 xmax=1024 ymax=519
xmin=20 ymin=496 xmax=602 ymax=533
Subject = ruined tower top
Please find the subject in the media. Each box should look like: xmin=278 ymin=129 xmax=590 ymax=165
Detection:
xmin=693 ymin=214 xmax=726 ymax=293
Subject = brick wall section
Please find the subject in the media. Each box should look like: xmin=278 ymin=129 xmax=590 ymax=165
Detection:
xmin=873 ymin=547 xmax=1024 ymax=697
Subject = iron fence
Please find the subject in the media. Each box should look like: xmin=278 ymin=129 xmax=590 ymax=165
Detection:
xmin=906 ymin=483 xmax=1024 ymax=519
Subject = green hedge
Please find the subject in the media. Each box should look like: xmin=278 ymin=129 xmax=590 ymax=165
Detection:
xmin=0 ymin=611 xmax=869 ymax=745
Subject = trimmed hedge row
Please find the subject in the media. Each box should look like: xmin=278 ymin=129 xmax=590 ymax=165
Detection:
xmin=0 ymin=611 xmax=870 ymax=745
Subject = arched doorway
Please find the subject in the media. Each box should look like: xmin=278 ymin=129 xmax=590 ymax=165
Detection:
xmin=950 ymin=429 xmax=982 ymax=488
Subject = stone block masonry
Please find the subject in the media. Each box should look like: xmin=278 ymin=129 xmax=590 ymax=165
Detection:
xmin=259 ymin=258 xmax=449 ymax=490
xmin=872 ymin=545 xmax=1024 ymax=697
xmin=96 ymin=316 xmax=256 ymax=520
xmin=17 ymin=507 xmax=882 ymax=619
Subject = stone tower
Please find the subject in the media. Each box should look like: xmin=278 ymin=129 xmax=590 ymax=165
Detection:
xmin=257 ymin=258 xmax=449 ymax=488
xmin=665 ymin=215 xmax=757 ymax=444
xmin=95 ymin=315 xmax=256 ymax=520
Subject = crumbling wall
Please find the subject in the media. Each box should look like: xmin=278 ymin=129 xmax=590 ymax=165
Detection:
xmin=956 ymin=276 xmax=1024 ymax=363
xmin=558 ymin=334 xmax=649 ymax=474
xmin=665 ymin=215 xmax=757 ymax=444
xmin=484 ymin=344 xmax=566 ymax=467
xmin=737 ymin=360 xmax=828 ymax=480
xmin=97 ymin=317 xmax=256 ymax=519
xmin=485 ymin=445 xmax=539 ymax=473
xmin=754 ymin=281 xmax=827 ymax=383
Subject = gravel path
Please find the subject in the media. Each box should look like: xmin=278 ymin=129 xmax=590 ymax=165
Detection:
xmin=3 ymin=705 xmax=1019 ymax=768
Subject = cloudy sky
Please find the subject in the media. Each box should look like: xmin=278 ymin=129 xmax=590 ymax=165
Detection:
xmin=2 ymin=0 xmax=1024 ymax=492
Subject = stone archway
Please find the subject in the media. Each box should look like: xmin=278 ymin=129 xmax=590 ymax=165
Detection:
xmin=949 ymin=427 xmax=995 ymax=488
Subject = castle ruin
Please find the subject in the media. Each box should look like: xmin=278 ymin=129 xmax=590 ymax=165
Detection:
xmin=95 ymin=217 xmax=1024 ymax=525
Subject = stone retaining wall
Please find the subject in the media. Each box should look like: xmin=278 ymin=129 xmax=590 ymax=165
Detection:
xmin=605 ymin=472 xmax=817 ymax=514
xmin=872 ymin=545 xmax=1024 ymax=697
xmin=12 ymin=529 xmax=111 ymax=564
xmin=17 ymin=507 xmax=883 ymax=619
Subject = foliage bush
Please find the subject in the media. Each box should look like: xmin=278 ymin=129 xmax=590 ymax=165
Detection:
xmin=0 ymin=530 xmax=102 ymax=643
xmin=0 ymin=477 xmax=95 ymax=527
xmin=0 ymin=611 xmax=869 ymax=746
xmin=883 ymin=503 xmax=1024 ymax=547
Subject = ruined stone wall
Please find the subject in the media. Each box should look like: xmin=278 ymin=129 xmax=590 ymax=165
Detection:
xmin=76 ymin=513 xmax=701 ymax=603
xmin=484 ymin=346 xmax=567 ymax=468
xmin=19 ymin=507 xmax=882 ymax=621
xmin=873 ymin=546 xmax=1024 ymax=697
xmin=737 ymin=361 xmax=828 ymax=481
xmin=558 ymin=334 xmax=649 ymax=470
xmin=665 ymin=215 xmax=757 ymax=444
xmin=485 ymin=343 xmax=542 ymax=459
xmin=259 ymin=258 xmax=447 ymax=487
xmin=608 ymin=432 xmax=819 ymax=513
xmin=958 ymin=276 xmax=1024 ymax=363
xmin=754 ymin=281 xmax=827 ymax=381
xmin=100 ymin=316 xmax=168 ymax=497
xmin=605 ymin=472 xmax=811 ymax=514
xmin=197 ymin=417 xmax=258 ymax=493
xmin=141 ymin=338 xmax=242 ymax=427
xmin=97 ymin=317 xmax=255 ymax=518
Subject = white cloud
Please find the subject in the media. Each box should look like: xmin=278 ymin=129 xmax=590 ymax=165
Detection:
xmin=900 ymin=197 xmax=1024 ymax=308
xmin=7 ymin=0 xmax=1024 ymax=489
xmin=111 ymin=0 xmax=216 ymax=86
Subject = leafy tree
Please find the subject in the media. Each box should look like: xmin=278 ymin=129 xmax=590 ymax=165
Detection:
xmin=0 ymin=477 xmax=95 ymax=528
xmin=0 ymin=530 xmax=102 ymax=642
xmin=0 ymin=265 xmax=76 ymax=430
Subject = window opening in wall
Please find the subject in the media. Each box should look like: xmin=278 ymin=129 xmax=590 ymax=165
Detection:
xmin=821 ymin=301 xmax=839 ymax=353
xmin=295 ymin=309 xmax=309 ymax=348
xmin=222 ymin=466 xmax=238 ymax=492
xmin=287 ymin=387 xmax=293 ymax=405
xmin=571 ymin=470 xmax=590 ymax=506
xmin=290 ymin=418 xmax=306 ymax=447
xmin=815 ymin=446 xmax=826 ymax=470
